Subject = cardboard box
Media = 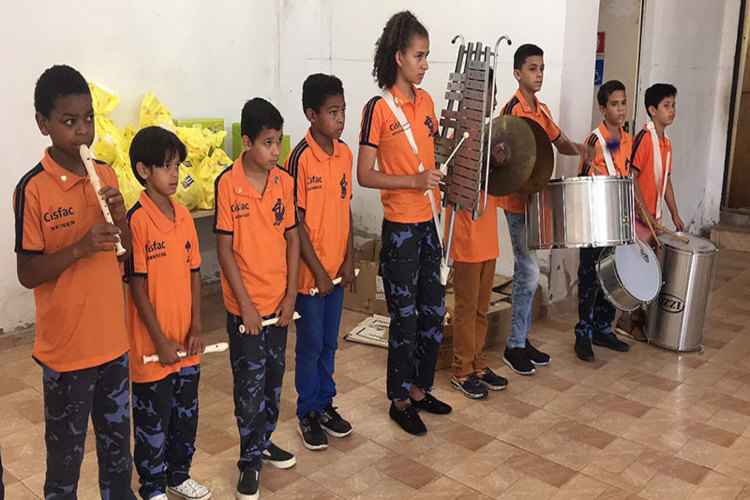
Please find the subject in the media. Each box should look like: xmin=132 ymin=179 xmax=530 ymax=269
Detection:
xmin=344 ymin=239 xmax=385 ymax=314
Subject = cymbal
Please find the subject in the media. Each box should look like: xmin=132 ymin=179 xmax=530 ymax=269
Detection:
xmin=519 ymin=118 xmax=554 ymax=194
xmin=487 ymin=116 xmax=535 ymax=196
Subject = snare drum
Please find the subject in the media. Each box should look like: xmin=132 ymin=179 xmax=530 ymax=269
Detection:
xmin=526 ymin=176 xmax=635 ymax=249
xmin=597 ymin=240 xmax=662 ymax=311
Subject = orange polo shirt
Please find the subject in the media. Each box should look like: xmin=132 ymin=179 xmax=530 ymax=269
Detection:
xmin=359 ymin=85 xmax=440 ymax=223
xmin=13 ymin=149 xmax=129 ymax=372
xmin=631 ymin=126 xmax=673 ymax=219
xmin=497 ymin=89 xmax=561 ymax=214
xmin=127 ymin=192 xmax=201 ymax=383
xmin=448 ymin=196 xmax=500 ymax=263
xmin=285 ymin=130 xmax=352 ymax=294
xmin=214 ymin=155 xmax=297 ymax=316
xmin=580 ymin=122 xmax=632 ymax=177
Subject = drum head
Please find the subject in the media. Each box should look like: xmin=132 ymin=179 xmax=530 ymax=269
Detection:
xmin=659 ymin=232 xmax=717 ymax=255
xmin=614 ymin=241 xmax=661 ymax=301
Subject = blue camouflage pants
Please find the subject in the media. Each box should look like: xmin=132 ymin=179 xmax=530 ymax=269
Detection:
xmin=132 ymin=365 xmax=200 ymax=499
xmin=42 ymin=353 xmax=135 ymax=500
xmin=227 ymin=313 xmax=287 ymax=472
xmin=380 ymin=220 xmax=446 ymax=402
xmin=575 ymin=247 xmax=616 ymax=338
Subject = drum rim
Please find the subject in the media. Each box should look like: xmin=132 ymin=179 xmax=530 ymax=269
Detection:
xmin=658 ymin=233 xmax=718 ymax=255
xmin=596 ymin=252 xmax=643 ymax=311
xmin=529 ymin=239 xmax=635 ymax=250
xmin=547 ymin=176 xmax=632 ymax=184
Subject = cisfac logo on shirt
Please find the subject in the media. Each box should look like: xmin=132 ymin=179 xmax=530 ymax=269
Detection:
xmin=146 ymin=240 xmax=167 ymax=261
xmin=44 ymin=206 xmax=76 ymax=231
xmin=307 ymin=175 xmax=323 ymax=191
xmin=231 ymin=201 xmax=250 ymax=219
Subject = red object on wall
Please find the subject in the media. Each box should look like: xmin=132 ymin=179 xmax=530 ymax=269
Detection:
xmin=597 ymin=32 xmax=605 ymax=55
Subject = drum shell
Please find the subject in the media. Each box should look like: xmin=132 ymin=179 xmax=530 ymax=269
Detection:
xmin=596 ymin=241 xmax=661 ymax=312
xmin=526 ymin=176 xmax=635 ymax=249
xmin=647 ymin=236 xmax=718 ymax=352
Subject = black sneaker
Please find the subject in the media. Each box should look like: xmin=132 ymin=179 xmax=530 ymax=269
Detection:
xmin=476 ymin=368 xmax=508 ymax=391
xmin=450 ymin=375 xmax=489 ymax=399
xmin=236 ymin=469 xmax=259 ymax=500
xmin=319 ymin=405 xmax=353 ymax=438
xmin=410 ymin=393 xmax=452 ymax=414
xmin=525 ymin=341 xmax=551 ymax=366
xmin=298 ymin=413 xmax=328 ymax=451
xmin=575 ymin=335 xmax=595 ymax=362
xmin=503 ymin=347 xmax=535 ymax=375
xmin=261 ymin=442 xmax=296 ymax=469
xmin=592 ymin=331 xmax=630 ymax=352
xmin=389 ymin=402 xmax=427 ymax=436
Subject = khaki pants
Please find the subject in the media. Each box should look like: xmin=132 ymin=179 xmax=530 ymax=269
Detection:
xmin=452 ymin=259 xmax=495 ymax=378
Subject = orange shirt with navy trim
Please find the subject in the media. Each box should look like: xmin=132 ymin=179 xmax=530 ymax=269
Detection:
xmin=359 ymin=85 xmax=440 ymax=223
xmin=497 ymin=89 xmax=561 ymax=214
xmin=630 ymin=126 xmax=673 ymax=219
xmin=448 ymin=196 xmax=500 ymax=263
xmin=214 ymin=155 xmax=297 ymax=316
xmin=285 ymin=130 xmax=352 ymax=294
xmin=580 ymin=122 xmax=632 ymax=177
xmin=126 ymin=192 xmax=201 ymax=383
xmin=13 ymin=149 xmax=129 ymax=372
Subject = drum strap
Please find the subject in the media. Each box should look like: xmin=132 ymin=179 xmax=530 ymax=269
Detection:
xmin=592 ymin=128 xmax=617 ymax=176
xmin=646 ymin=121 xmax=670 ymax=220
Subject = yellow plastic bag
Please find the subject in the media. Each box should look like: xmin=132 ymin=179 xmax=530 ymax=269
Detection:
xmin=139 ymin=92 xmax=175 ymax=130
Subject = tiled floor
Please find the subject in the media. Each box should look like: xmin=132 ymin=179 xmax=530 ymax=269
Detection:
xmin=3 ymin=250 xmax=750 ymax=499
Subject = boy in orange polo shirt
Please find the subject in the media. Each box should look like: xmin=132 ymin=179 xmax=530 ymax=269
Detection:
xmin=126 ymin=126 xmax=211 ymax=500
xmin=618 ymin=83 xmax=684 ymax=341
xmin=215 ymin=97 xmax=300 ymax=500
xmin=499 ymin=44 xmax=588 ymax=376
xmin=574 ymin=80 xmax=633 ymax=362
xmin=14 ymin=65 xmax=135 ymax=498
xmin=449 ymin=70 xmax=508 ymax=400
xmin=285 ymin=74 xmax=354 ymax=451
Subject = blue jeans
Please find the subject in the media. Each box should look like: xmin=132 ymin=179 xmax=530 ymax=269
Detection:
xmin=294 ymin=286 xmax=344 ymax=418
xmin=505 ymin=212 xmax=540 ymax=349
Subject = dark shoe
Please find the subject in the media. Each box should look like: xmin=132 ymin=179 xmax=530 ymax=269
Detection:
xmin=298 ymin=413 xmax=328 ymax=451
xmin=475 ymin=368 xmax=508 ymax=391
xmin=261 ymin=442 xmax=296 ymax=469
xmin=503 ymin=347 xmax=535 ymax=375
xmin=389 ymin=402 xmax=427 ymax=436
xmin=236 ymin=469 xmax=259 ymax=500
xmin=451 ymin=375 xmax=489 ymax=399
xmin=592 ymin=331 xmax=631 ymax=352
xmin=525 ymin=341 xmax=551 ymax=366
xmin=320 ymin=405 xmax=353 ymax=438
xmin=410 ymin=393 xmax=452 ymax=414
xmin=575 ymin=335 xmax=595 ymax=362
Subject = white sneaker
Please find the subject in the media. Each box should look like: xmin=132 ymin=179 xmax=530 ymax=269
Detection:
xmin=167 ymin=478 xmax=212 ymax=500
xmin=149 ymin=495 xmax=168 ymax=500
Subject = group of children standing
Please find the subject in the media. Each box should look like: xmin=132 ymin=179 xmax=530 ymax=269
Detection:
xmin=8 ymin=8 xmax=683 ymax=500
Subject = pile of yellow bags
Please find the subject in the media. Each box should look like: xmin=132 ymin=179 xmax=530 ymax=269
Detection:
xmin=90 ymin=82 xmax=232 ymax=210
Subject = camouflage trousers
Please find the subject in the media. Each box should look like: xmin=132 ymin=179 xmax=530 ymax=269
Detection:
xmin=380 ymin=220 xmax=446 ymax=401
xmin=132 ymin=365 xmax=200 ymax=499
xmin=42 ymin=353 xmax=135 ymax=500
xmin=227 ymin=313 xmax=287 ymax=472
xmin=575 ymin=247 xmax=616 ymax=338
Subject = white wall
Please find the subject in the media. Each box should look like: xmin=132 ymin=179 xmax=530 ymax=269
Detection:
xmin=636 ymin=0 xmax=740 ymax=232
xmin=0 ymin=0 xmax=605 ymax=332
xmin=590 ymin=0 xmax=641 ymax=130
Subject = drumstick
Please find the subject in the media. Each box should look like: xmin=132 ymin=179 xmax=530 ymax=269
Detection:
xmin=309 ymin=268 xmax=360 ymax=296
xmin=637 ymin=203 xmax=661 ymax=249
xmin=79 ymin=145 xmax=127 ymax=256
xmin=238 ymin=312 xmax=302 ymax=334
xmin=142 ymin=342 xmax=228 ymax=364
